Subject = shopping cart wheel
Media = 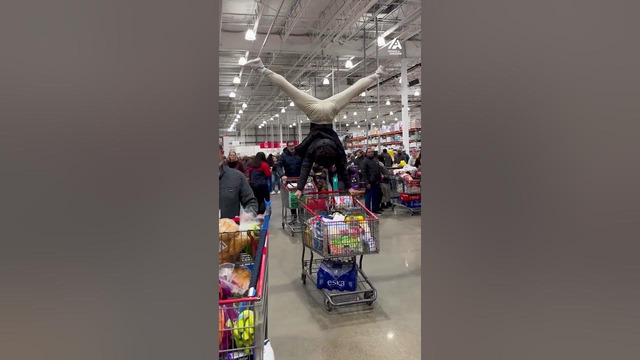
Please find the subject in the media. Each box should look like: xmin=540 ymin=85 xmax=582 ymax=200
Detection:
xmin=324 ymin=298 xmax=332 ymax=312
xmin=301 ymin=273 xmax=306 ymax=285
xmin=365 ymin=291 xmax=375 ymax=306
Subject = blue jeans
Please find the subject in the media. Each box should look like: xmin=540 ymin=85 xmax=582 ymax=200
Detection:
xmin=268 ymin=177 xmax=273 ymax=192
xmin=272 ymin=173 xmax=281 ymax=191
xmin=364 ymin=184 xmax=380 ymax=213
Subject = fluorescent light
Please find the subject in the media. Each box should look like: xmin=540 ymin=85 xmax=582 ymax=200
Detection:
xmin=233 ymin=76 xmax=241 ymax=84
xmin=229 ymin=91 xmax=236 ymax=98
xmin=245 ymin=28 xmax=256 ymax=41
xmin=346 ymin=123 xmax=349 ymax=127
xmin=382 ymin=120 xmax=385 ymax=124
xmin=292 ymin=122 xmax=296 ymax=126
xmin=386 ymin=100 xmax=391 ymax=106
xmin=289 ymin=101 xmax=294 ymax=107
xmin=368 ymin=107 xmax=372 ymax=112
xmin=236 ymin=114 xmax=241 ymax=118
xmin=289 ymin=125 xmax=292 ymax=128
xmin=394 ymin=117 xmax=398 ymax=121
xmin=238 ymin=110 xmax=243 ymax=114
xmin=345 ymin=59 xmax=353 ymax=68
xmin=323 ymin=77 xmax=330 ymax=85
xmin=361 ymin=92 xmax=366 ymax=97
xmin=343 ymin=114 xmax=347 ymax=119
xmin=281 ymin=108 xmax=286 ymax=113
xmin=238 ymin=56 xmax=247 ymax=65
xmin=357 ymin=125 xmax=360 ymax=128
xmin=242 ymin=102 xmax=247 ymax=109
xmin=275 ymin=114 xmax=279 ymax=117
xmin=353 ymin=112 xmax=357 ymax=116
xmin=414 ymin=90 xmax=420 ymax=96
xmin=353 ymin=121 xmax=357 ymax=125
xmin=390 ymin=111 xmax=394 ymax=115
xmin=234 ymin=119 xmax=238 ymax=122
xmin=377 ymin=36 xmax=386 ymax=46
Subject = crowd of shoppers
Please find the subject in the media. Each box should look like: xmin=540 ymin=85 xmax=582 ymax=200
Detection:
xmin=222 ymin=142 xmax=420 ymax=217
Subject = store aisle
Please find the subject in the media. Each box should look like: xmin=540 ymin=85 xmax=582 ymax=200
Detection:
xmin=266 ymin=195 xmax=422 ymax=360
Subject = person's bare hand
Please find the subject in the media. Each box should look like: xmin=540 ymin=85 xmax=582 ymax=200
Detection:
xmin=295 ymin=190 xmax=302 ymax=199
xmin=348 ymin=188 xmax=357 ymax=196
xmin=281 ymin=176 xmax=287 ymax=180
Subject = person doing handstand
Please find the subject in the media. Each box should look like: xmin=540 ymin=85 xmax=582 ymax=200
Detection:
xmin=244 ymin=58 xmax=387 ymax=198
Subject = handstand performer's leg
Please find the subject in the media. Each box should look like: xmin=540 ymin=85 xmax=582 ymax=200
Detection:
xmin=244 ymin=58 xmax=318 ymax=109
xmin=326 ymin=66 xmax=388 ymax=112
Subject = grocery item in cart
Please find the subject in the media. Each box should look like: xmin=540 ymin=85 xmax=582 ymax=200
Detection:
xmin=231 ymin=309 xmax=255 ymax=355
xmin=219 ymin=304 xmax=239 ymax=350
xmin=219 ymin=219 xmax=249 ymax=263
xmin=219 ymin=263 xmax=252 ymax=297
xmin=317 ymin=259 xmax=357 ymax=292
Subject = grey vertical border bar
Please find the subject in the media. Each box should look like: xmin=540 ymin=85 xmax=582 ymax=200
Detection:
xmin=421 ymin=1 xmax=640 ymax=360
xmin=1 ymin=0 xmax=221 ymax=359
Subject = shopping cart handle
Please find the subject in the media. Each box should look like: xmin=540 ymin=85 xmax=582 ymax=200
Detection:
xmin=302 ymin=190 xmax=341 ymax=196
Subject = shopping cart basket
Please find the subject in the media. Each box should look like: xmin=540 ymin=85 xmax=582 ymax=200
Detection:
xmin=219 ymin=208 xmax=270 ymax=360
xmin=280 ymin=177 xmax=317 ymax=236
xmin=390 ymin=174 xmax=421 ymax=215
xmin=298 ymin=191 xmax=379 ymax=311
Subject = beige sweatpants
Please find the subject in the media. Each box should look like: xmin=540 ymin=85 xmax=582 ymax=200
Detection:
xmin=264 ymin=70 xmax=379 ymax=124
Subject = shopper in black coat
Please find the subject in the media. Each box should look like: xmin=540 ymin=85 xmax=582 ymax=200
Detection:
xmin=382 ymin=149 xmax=393 ymax=167
xmin=277 ymin=141 xmax=303 ymax=179
xmin=360 ymin=148 xmax=383 ymax=214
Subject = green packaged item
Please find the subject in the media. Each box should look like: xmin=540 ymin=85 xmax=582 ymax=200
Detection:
xmin=289 ymin=192 xmax=298 ymax=208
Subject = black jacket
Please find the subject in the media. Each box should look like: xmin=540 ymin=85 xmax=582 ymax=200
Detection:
xmin=360 ymin=156 xmax=383 ymax=186
xmin=382 ymin=153 xmax=393 ymax=167
xmin=295 ymin=123 xmax=350 ymax=191
xmin=277 ymin=148 xmax=303 ymax=178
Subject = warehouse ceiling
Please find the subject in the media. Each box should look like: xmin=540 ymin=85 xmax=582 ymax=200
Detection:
xmin=220 ymin=0 xmax=422 ymax=134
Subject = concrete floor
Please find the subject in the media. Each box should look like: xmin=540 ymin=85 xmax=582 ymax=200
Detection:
xmin=265 ymin=194 xmax=421 ymax=360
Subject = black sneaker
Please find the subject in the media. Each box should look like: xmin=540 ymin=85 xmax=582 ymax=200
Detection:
xmin=374 ymin=210 xmax=383 ymax=215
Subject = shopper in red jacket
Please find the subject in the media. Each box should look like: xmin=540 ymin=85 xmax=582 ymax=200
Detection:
xmin=246 ymin=152 xmax=272 ymax=215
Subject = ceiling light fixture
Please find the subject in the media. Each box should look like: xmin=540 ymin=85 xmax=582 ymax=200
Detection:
xmin=343 ymin=114 xmax=347 ymax=119
xmin=414 ymin=90 xmax=420 ymax=96
xmin=361 ymin=92 xmax=366 ymax=97
xmin=238 ymin=110 xmax=243 ymax=114
xmin=377 ymin=36 xmax=386 ymax=46
xmin=386 ymin=100 xmax=391 ymax=106
xmin=323 ymin=77 xmax=330 ymax=85
xmin=245 ymin=28 xmax=256 ymax=41
xmin=368 ymin=107 xmax=372 ymax=112
xmin=233 ymin=76 xmax=241 ymax=84
xmin=289 ymin=101 xmax=294 ymax=107
xmin=390 ymin=111 xmax=394 ymax=115
xmin=229 ymin=91 xmax=236 ymax=98
xmin=238 ymin=56 xmax=247 ymax=66
xmin=353 ymin=111 xmax=357 ymax=116
xmin=345 ymin=58 xmax=354 ymax=69
xmin=281 ymin=108 xmax=286 ymax=113
xmin=242 ymin=102 xmax=247 ymax=109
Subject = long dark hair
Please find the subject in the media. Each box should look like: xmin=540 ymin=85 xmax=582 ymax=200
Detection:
xmin=251 ymin=152 xmax=267 ymax=168
xmin=266 ymin=154 xmax=274 ymax=167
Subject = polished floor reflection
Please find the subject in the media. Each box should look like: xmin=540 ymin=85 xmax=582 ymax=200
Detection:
xmin=266 ymin=195 xmax=422 ymax=359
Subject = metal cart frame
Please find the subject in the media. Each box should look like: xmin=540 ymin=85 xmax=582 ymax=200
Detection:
xmin=219 ymin=210 xmax=270 ymax=360
xmin=280 ymin=177 xmax=316 ymax=236
xmin=389 ymin=173 xmax=421 ymax=216
xmin=298 ymin=191 xmax=379 ymax=311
